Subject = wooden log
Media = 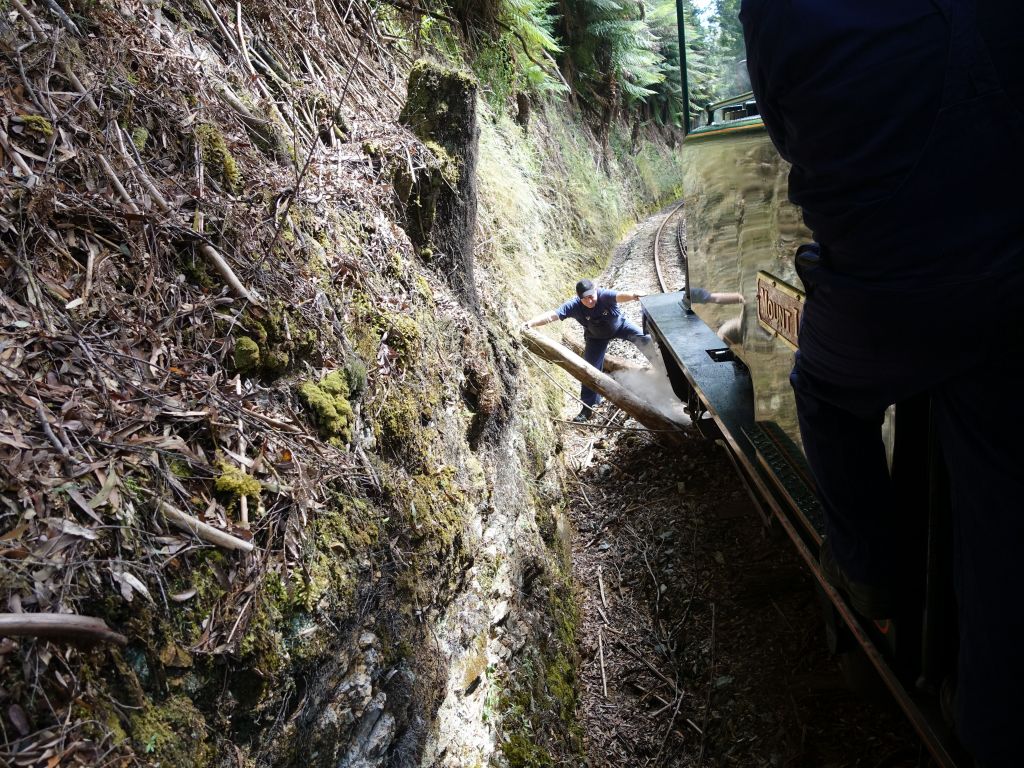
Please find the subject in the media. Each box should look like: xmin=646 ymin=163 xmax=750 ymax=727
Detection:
xmin=561 ymin=332 xmax=644 ymax=374
xmin=0 ymin=613 xmax=127 ymax=646
xmin=521 ymin=329 xmax=686 ymax=443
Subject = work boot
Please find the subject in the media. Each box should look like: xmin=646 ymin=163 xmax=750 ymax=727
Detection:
xmin=572 ymin=406 xmax=594 ymax=423
xmin=819 ymin=538 xmax=897 ymax=619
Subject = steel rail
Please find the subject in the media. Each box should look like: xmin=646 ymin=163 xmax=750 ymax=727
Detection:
xmin=652 ymin=200 xmax=687 ymax=294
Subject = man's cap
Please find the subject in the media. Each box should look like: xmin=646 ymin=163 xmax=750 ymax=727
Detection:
xmin=576 ymin=279 xmax=597 ymax=299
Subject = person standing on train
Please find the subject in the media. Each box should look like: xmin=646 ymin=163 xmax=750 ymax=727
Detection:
xmin=522 ymin=278 xmax=651 ymax=421
xmin=740 ymin=1 xmax=1024 ymax=765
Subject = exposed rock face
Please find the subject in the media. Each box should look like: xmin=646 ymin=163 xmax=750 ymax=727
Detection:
xmin=0 ymin=2 xmax=683 ymax=764
xmin=400 ymin=61 xmax=481 ymax=310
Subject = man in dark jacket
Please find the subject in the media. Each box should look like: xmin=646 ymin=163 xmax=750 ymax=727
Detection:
xmin=524 ymin=278 xmax=650 ymax=421
xmin=741 ymin=2 xmax=1024 ymax=764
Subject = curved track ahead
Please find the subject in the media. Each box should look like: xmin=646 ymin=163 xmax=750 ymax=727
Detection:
xmin=652 ymin=201 xmax=687 ymax=294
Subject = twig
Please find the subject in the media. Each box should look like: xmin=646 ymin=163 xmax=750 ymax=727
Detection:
xmin=655 ymin=676 xmax=686 ymax=762
xmin=258 ymin=34 xmax=367 ymax=270
xmin=98 ymin=154 xmax=142 ymax=215
xmin=35 ymin=400 xmax=70 ymax=460
xmin=697 ymin=602 xmax=717 ymax=767
xmin=40 ymin=0 xmax=81 ymax=36
xmin=157 ymin=500 xmax=255 ymax=553
xmin=617 ymin=640 xmax=681 ymax=698
xmin=597 ymin=567 xmax=608 ymax=610
xmin=9 ymin=0 xmax=47 ymax=37
xmin=0 ymin=613 xmax=127 ymax=646
xmin=599 ymin=628 xmax=608 ymax=698
xmin=199 ymin=0 xmax=241 ymax=55
xmin=241 ymin=407 xmax=303 ymax=433
xmin=0 ymin=125 xmax=36 ymax=179
xmin=235 ymin=1 xmax=255 ymax=73
xmin=82 ymin=240 xmax=96 ymax=307
xmin=60 ymin=62 xmax=99 ymax=112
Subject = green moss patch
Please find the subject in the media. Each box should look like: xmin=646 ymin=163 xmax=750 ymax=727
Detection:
xmin=131 ymin=125 xmax=149 ymax=151
xmin=299 ymin=494 xmax=379 ymax=611
xmin=214 ymin=461 xmax=261 ymax=504
xmin=498 ymin=570 xmax=583 ymax=766
xmin=196 ymin=122 xmax=241 ymax=192
xmin=130 ymin=694 xmax=212 ymax=767
xmin=233 ymin=335 xmax=261 ymax=372
xmin=18 ymin=113 xmax=54 ymax=138
xmin=298 ymin=370 xmax=354 ymax=446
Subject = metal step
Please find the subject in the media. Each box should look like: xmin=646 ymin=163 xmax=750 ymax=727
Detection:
xmin=744 ymin=421 xmax=826 ymax=542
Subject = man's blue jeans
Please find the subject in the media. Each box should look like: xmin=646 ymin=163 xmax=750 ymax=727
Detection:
xmin=579 ymin=320 xmax=653 ymax=407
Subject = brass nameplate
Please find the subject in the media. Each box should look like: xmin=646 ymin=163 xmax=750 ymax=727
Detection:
xmin=756 ymin=271 xmax=804 ymax=350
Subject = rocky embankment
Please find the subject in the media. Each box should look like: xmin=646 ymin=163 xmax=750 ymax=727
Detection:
xmin=0 ymin=0 xmax=686 ymax=765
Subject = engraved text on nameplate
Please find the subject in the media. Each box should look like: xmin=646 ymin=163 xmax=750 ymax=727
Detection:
xmin=756 ymin=272 xmax=804 ymax=349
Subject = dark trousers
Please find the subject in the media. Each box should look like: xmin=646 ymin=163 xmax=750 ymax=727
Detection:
xmin=792 ymin=262 xmax=1024 ymax=766
xmin=580 ymin=320 xmax=653 ymax=407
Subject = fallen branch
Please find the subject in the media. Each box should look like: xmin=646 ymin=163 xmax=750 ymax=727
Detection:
xmin=522 ymin=328 xmax=686 ymax=444
xmin=214 ymin=81 xmax=291 ymax=160
xmin=561 ymin=332 xmax=644 ymax=374
xmin=0 ymin=613 xmax=127 ymax=646
xmin=98 ymin=154 xmax=142 ymax=215
xmin=158 ymin=500 xmax=255 ymax=553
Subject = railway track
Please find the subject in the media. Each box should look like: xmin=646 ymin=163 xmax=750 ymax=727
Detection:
xmin=652 ymin=200 xmax=687 ymax=294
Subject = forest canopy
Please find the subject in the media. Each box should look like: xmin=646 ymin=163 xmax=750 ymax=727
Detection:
xmin=387 ymin=0 xmax=748 ymax=128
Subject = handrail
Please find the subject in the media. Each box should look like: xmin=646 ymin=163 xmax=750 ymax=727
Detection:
xmin=704 ymin=90 xmax=755 ymax=113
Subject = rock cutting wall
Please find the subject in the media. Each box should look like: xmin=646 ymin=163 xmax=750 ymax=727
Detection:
xmin=0 ymin=1 xmax=684 ymax=765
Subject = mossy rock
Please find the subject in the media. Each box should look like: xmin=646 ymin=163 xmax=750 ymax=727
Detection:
xmin=166 ymin=550 xmax=231 ymax=647
xmin=383 ymin=313 xmax=422 ymax=360
xmin=374 ymin=381 xmax=436 ymax=463
xmin=399 ymin=60 xmax=477 ymax=148
xmin=298 ymin=494 xmax=378 ymax=611
xmin=496 ymin=569 xmax=584 ymax=766
xmin=177 ymin=250 xmax=215 ymax=290
xmin=344 ymin=358 xmax=368 ymax=398
xmin=501 ymin=732 xmax=554 ymax=768
xmin=232 ymin=304 xmax=303 ymax=377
